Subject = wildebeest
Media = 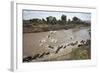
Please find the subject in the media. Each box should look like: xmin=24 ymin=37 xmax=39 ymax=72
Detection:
xmin=23 ymin=51 xmax=51 ymax=62
xmin=39 ymin=39 xmax=46 ymax=46
xmin=63 ymin=43 xmax=69 ymax=49
xmin=67 ymin=43 xmax=70 ymax=46
xmin=63 ymin=45 xmax=66 ymax=49
xmin=45 ymin=52 xmax=50 ymax=55
xmin=48 ymin=45 xmax=54 ymax=49
xmin=47 ymin=35 xmax=50 ymax=38
xmin=85 ymin=40 xmax=91 ymax=46
xmin=39 ymin=39 xmax=46 ymax=44
xmin=38 ymin=52 xmax=50 ymax=58
xmin=39 ymin=52 xmax=46 ymax=58
xmin=49 ymin=31 xmax=57 ymax=34
xmin=78 ymin=44 xmax=83 ymax=47
xmin=50 ymin=38 xmax=57 ymax=43
xmin=32 ymin=54 xmax=40 ymax=59
xmin=55 ymin=45 xmax=63 ymax=54
xmin=75 ymin=41 xmax=78 ymax=45
xmin=23 ymin=56 xmax=33 ymax=62
xmin=67 ymin=41 xmax=78 ymax=46
xmin=80 ymin=40 xmax=85 ymax=44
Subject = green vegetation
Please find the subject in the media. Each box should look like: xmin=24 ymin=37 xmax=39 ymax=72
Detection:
xmin=71 ymin=48 xmax=89 ymax=60
xmin=23 ymin=15 xmax=90 ymax=33
xmin=70 ymin=40 xmax=91 ymax=60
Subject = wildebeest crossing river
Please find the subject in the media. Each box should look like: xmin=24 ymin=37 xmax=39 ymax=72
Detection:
xmin=23 ymin=27 xmax=91 ymax=62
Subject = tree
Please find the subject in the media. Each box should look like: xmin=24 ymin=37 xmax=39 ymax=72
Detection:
xmin=51 ymin=17 xmax=57 ymax=24
xmin=61 ymin=15 xmax=66 ymax=21
xmin=46 ymin=16 xmax=57 ymax=25
xmin=72 ymin=17 xmax=82 ymax=24
xmin=42 ymin=18 xmax=46 ymax=24
xmin=42 ymin=18 xmax=45 ymax=22
xmin=46 ymin=16 xmax=52 ymax=24
xmin=67 ymin=19 xmax=71 ymax=24
xmin=72 ymin=17 xmax=80 ymax=22
xmin=61 ymin=15 xmax=67 ymax=25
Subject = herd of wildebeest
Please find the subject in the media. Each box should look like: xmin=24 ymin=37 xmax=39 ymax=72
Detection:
xmin=23 ymin=38 xmax=90 ymax=62
xmin=23 ymin=31 xmax=91 ymax=62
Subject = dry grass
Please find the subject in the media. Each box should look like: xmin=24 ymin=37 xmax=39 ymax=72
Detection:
xmin=70 ymin=47 xmax=90 ymax=60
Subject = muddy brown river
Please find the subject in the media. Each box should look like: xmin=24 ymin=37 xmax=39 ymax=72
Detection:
xmin=23 ymin=27 xmax=90 ymax=61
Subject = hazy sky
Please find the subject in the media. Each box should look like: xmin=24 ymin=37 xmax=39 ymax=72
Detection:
xmin=23 ymin=10 xmax=91 ymax=21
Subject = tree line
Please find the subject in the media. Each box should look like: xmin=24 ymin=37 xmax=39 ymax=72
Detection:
xmin=23 ymin=14 xmax=90 ymax=26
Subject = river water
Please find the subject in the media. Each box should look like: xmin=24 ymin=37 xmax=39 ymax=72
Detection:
xmin=23 ymin=27 xmax=90 ymax=61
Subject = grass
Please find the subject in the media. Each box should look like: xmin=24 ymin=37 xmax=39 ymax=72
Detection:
xmin=70 ymin=47 xmax=90 ymax=60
